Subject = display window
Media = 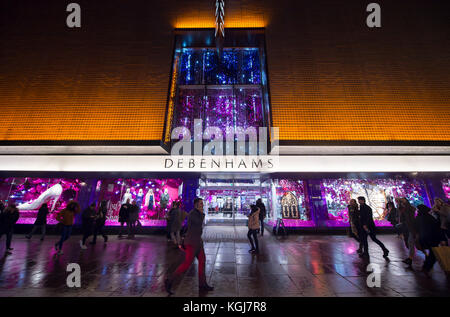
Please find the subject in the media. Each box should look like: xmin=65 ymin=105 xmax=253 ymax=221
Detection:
xmin=322 ymin=178 xmax=428 ymax=227
xmin=442 ymin=178 xmax=450 ymax=200
xmin=167 ymin=36 xmax=271 ymax=153
xmin=267 ymin=179 xmax=313 ymax=227
xmin=0 ymin=178 xmax=83 ymax=224
xmin=96 ymin=178 xmax=183 ymax=226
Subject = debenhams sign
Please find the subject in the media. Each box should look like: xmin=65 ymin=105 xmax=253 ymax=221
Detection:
xmin=164 ymin=120 xmax=278 ymax=172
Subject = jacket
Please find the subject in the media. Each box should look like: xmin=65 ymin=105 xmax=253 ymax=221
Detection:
xmin=256 ymin=201 xmax=266 ymax=220
xmin=34 ymin=205 xmax=49 ymax=225
xmin=399 ymin=205 xmax=417 ymax=236
xmin=0 ymin=206 xmax=20 ymax=231
xmin=359 ymin=204 xmax=376 ymax=232
xmin=95 ymin=206 xmax=107 ymax=227
xmin=56 ymin=209 xmax=75 ymax=226
xmin=119 ymin=203 xmax=130 ymax=223
xmin=415 ymin=211 xmax=446 ymax=249
xmin=248 ymin=210 xmax=260 ymax=230
xmin=183 ymin=208 xmax=205 ymax=250
xmin=168 ymin=208 xmax=183 ymax=232
xmin=129 ymin=204 xmax=140 ymax=222
xmin=82 ymin=207 xmax=96 ymax=226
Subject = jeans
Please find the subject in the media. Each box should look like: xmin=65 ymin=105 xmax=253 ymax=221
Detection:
xmin=170 ymin=244 xmax=207 ymax=286
xmin=127 ymin=221 xmax=136 ymax=236
xmin=260 ymin=219 xmax=265 ymax=236
xmin=423 ymin=248 xmax=437 ymax=272
xmin=57 ymin=225 xmax=73 ymax=250
xmin=407 ymin=233 xmax=416 ymax=258
xmin=0 ymin=229 xmax=13 ymax=249
xmin=118 ymin=222 xmax=126 ymax=235
xmin=361 ymin=229 xmax=387 ymax=255
xmin=92 ymin=225 xmax=107 ymax=243
xmin=28 ymin=224 xmax=46 ymax=239
xmin=171 ymin=230 xmax=181 ymax=245
xmin=247 ymin=229 xmax=259 ymax=251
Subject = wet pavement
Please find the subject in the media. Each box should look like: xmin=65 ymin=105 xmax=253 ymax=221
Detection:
xmin=0 ymin=226 xmax=449 ymax=297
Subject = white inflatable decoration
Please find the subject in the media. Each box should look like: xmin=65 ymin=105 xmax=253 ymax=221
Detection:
xmin=17 ymin=183 xmax=63 ymax=212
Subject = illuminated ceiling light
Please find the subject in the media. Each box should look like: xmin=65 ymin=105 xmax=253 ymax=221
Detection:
xmin=215 ymin=0 xmax=225 ymax=38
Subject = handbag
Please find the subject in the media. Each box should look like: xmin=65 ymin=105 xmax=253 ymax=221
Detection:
xmin=432 ymin=246 xmax=450 ymax=273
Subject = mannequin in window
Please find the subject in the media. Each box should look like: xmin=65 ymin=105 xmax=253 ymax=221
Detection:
xmin=160 ymin=188 xmax=170 ymax=215
xmin=122 ymin=188 xmax=132 ymax=205
xmin=145 ymin=189 xmax=155 ymax=211
xmin=135 ymin=188 xmax=144 ymax=209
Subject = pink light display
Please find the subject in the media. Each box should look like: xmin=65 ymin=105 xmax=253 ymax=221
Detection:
xmin=442 ymin=179 xmax=450 ymax=200
xmin=272 ymin=179 xmax=312 ymax=225
xmin=97 ymin=178 xmax=183 ymax=225
xmin=0 ymin=178 xmax=83 ymax=225
xmin=321 ymin=178 xmax=427 ymax=227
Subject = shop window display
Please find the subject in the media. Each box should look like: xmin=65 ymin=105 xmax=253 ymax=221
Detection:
xmin=267 ymin=179 xmax=313 ymax=227
xmin=0 ymin=178 xmax=83 ymax=225
xmin=96 ymin=178 xmax=183 ymax=226
xmin=442 ymin=179 xmax=450 ymax=200
xmin=171 ymin=47 xmax=267 ymax=147
xmin=322 ymin=178 xmax=428 ymax=227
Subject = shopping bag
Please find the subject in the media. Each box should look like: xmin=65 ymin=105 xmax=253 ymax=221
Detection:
xmin=432 ymin=246 xmax=450 ymax=273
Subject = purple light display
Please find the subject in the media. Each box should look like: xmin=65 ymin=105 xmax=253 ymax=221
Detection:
xmin=97 ymin=178 xmax=183 ymax=226
xmin=0 ymin=178 xmax=83 ymax=225
xmin=173 ymin=48 xmax=265 ymax=143
xmin=272 ymin=179 xmax=312 ymax=226
xmin=321 ymin=178 xmax=427 ymax=227
xmin=442 ymin=178 xmax=450 ymax=200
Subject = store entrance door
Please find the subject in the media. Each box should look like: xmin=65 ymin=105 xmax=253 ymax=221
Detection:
xmin=199 ymin=175 xmax=271 ymax=226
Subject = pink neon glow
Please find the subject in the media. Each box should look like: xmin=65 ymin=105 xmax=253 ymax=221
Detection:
xmin=267 ymin=219 xmax=316 ymax=228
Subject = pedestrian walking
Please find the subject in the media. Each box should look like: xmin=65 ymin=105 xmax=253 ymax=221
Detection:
xmin=91 ymin=200 xmax=108 ymax=245
xmin=385 ymin=202 xmax=401 ymax=237
xmin=397 ymin=197 xmax=417 ymax=266
xmin=348 ymin=199 xmax=363 ymax=254
xmin=168 ymin=201 xmax=183 ymax=248
xmin=80 ymin=203 xmax=96 ymax=249
xmin=54 ymin=201 xmax=80 ymax=255
xmin=358 ymin=196 xmax=390 ymax=258
xmin=165 ymin=198 xmax=213 ymax=295
xmin=432 ymin=198 xmax=450 ymax=240
xmin=0 ymin=203 xmax=20 ymax=255
xmin=415 ymin=204 xmax=447 ymax=275
xmin=256 ymin=198 xmax=266 ymax=236
xmin=247 ymin=205 xmax=260 ymax=254
xmin=128 ymin=200 xmax=139 ymax=238
xmin=118 ymin=199 xmax=130 ymax=238
xmin=26 ymin=203 xmax=50 ymax=241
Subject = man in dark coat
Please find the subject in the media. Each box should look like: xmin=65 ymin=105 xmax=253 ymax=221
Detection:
xmin=0 ymin=203 xmax=20 ymax=255
xmin=128 ymin=200 xmax=140 ymax=238
xmin=415 ymin=204 xmax=447 ymax=273
xmin=118 ymin=199 xmax=130 ymax=238
xmin=91 ymin=200 xmax=108 ymax=244
xmin=80 ymin=203 xmax=96 ymax=249
xmin=358 ymin=196 xmax=389 ymax=258
xmin=26 ymin=203 xmax=49 ymax=241
xmin=165 ymin=198 xmax=214 ymax=295
xmin=256 ymin=198 xmax=267 ymax=236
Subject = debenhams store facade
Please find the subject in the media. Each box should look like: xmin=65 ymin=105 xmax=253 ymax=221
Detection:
xmin=0 ymin=0 xmax=449 ymax=231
